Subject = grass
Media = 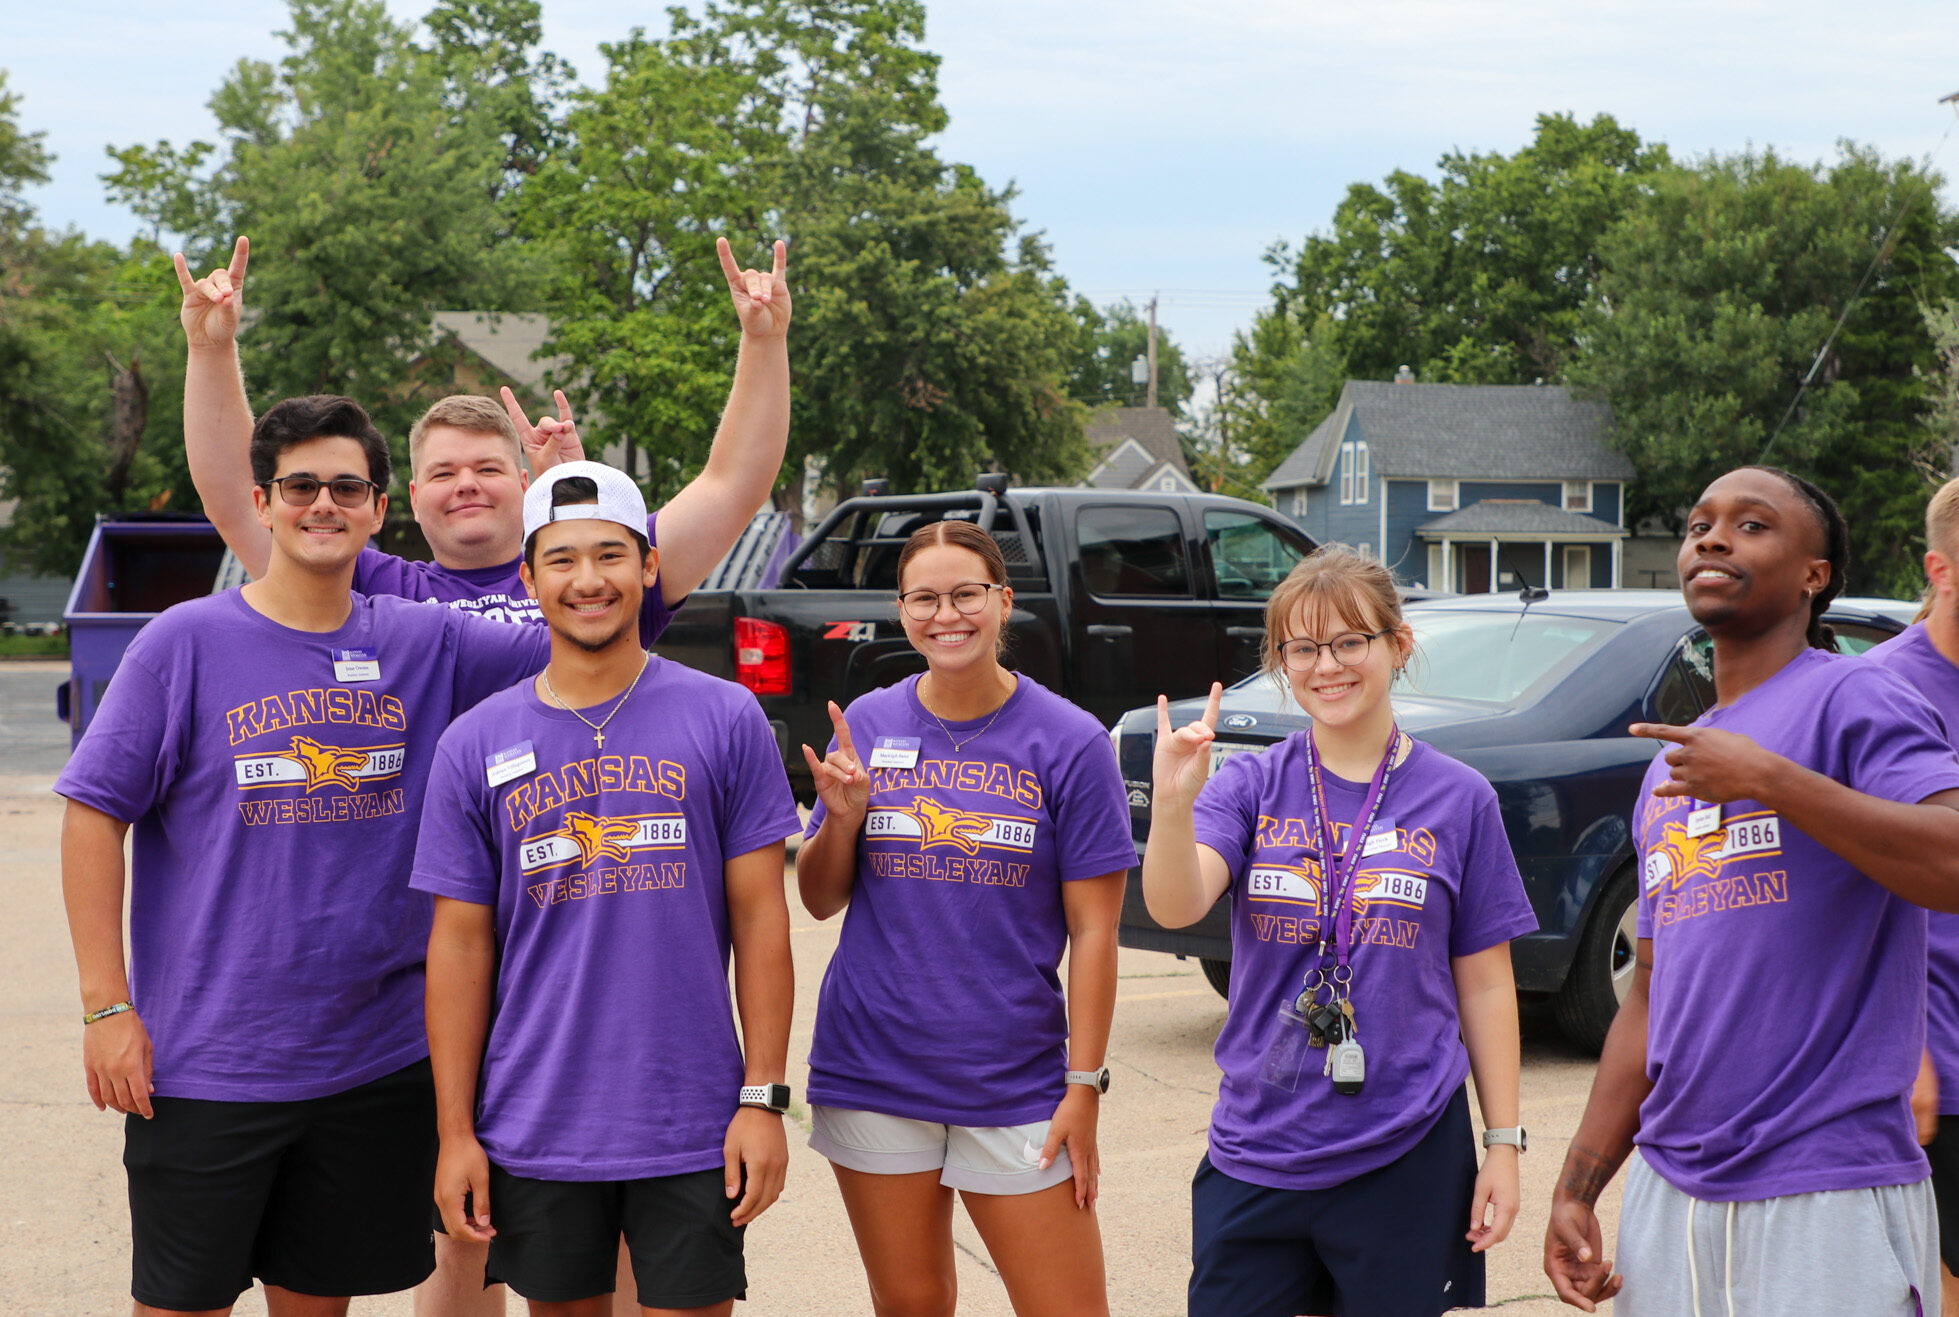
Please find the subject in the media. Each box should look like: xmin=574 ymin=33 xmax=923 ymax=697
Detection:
xmin=0 ymin=633 xmax=69 ymax=657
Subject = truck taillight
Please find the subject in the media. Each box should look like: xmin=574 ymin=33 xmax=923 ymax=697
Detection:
xmin=733 ymin=616 xmax=790 ymax=695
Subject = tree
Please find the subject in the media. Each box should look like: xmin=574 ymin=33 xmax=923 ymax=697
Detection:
xmin=1064 ymin=299 xmax=1192 ymax=418
xmin=523 ymin=1 xmax=1092 ymax=504
xmin=0 ymin=76 xmax=195 ymax=575
xmin=1569 ymin=144 xmax=1959 ymax=596
xmin=1927 ymin=298 xmax=1959 ymax=464
xmin=103 ymin=0 xmax=554 ymax=453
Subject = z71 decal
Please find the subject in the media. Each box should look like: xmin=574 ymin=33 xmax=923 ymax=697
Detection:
xmin=823 ymin=621 xmax=877 ymax=642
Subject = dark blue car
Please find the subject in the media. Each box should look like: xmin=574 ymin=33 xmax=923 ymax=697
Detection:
xmin=1112 ymin=589 xmax=1911 ymax=1051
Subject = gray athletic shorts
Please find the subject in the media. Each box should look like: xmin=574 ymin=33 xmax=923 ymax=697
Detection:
xmin=1617 ymin=1150 xmax=1939 ymax=1316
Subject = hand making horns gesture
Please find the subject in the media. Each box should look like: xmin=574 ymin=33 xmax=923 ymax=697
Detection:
xmin=802 ymin=700 xmax=869 ymax=824
xmin=719 ymin=236 xmax=791 ymax=339
xmin=500 ymin=386 xmax=584 ymax=477
xmin=173 ymin=236 xmax=249 ymax=350
xmin=1153 ymin=682 xmax=1224 ymax=812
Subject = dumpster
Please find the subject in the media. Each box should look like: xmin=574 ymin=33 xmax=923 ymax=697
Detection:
xmin=60 ymin=514 xmax=228 ymax=745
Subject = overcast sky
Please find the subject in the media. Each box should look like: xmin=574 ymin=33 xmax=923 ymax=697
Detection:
xmin=9 ymin=0 xmax=1957 ymax=358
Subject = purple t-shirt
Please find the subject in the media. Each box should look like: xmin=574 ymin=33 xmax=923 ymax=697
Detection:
xmin=1863 ymin=625 xmax=1959 ymax=1114
xmin=1191 ymin=733 xmax=1535 ymax=1191
xmin=410 ymin=660 xmax=800 ymax=1179
xmin=1632 ymin=645 xmax=1959 ymax=1200
xmin=804 ymin=675 xmax=1136 ymax=1126
xmin=53 ymin=589 xmax=550 ymax=1102
xmin=351 ymin=511 xmax=674 ymax=639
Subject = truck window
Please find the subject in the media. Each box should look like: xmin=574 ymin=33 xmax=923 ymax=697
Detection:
xmin=1077 ymin=505 xmax=1190 ymax=598
xmin=1205 ymin=510 xmax=1307 ymax=598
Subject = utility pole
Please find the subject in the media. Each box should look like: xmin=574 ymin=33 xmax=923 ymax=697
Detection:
xmin=1146 ymin=295 xmax=1159 ymax=410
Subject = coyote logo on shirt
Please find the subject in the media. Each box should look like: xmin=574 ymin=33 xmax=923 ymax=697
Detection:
xmin=282 ymin=736 xmax=377 ymax=794
xmin=909 ymin=798 xmax=997 ymax=854
xmin=564 ymin=812 xmax=640 ymax=866
xmin=1645 ymin=819 xmax=1724 ymax=894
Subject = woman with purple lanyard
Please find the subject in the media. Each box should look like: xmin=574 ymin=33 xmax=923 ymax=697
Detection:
xmin=796 ymin=520 xmax=1135 ymax=1316
xmin=1145 ymin=545 xmax=1537 ymax=1317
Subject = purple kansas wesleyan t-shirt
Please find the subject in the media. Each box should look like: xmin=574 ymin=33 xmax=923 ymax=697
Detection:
xmin=1633 ymin=645 xmax=1959 ymax=1201
xmin=1863 ymin=625 xmax=1959 ymax=1115
xmin=1193 ymin=734 xmax=1535 ymax=1190
xmin=351 ymin=511 xmax=674 ymax=639
xmin=804 ymin=675 xmax=1136 ymax=1126
xmin=54 ymin=590 xmax=549 ymax=1102
xmin=411 ymin=660 xmax=799 ymax=1180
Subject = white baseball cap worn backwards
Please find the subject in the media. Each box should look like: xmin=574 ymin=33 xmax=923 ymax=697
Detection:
xmin=522 ymin=461 xmax=650 ymax=546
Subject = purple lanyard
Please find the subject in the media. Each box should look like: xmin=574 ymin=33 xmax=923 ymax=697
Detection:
xmin=1304 ymin=726 xmax=1400 ymax=972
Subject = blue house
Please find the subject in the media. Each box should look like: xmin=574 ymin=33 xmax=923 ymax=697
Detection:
xmin=1262 ymin=380 xmax=1635 ymax=592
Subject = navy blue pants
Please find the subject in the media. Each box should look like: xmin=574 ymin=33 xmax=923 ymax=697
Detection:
xmin=1189 ymin=1087 xmax=1485 ymax=1317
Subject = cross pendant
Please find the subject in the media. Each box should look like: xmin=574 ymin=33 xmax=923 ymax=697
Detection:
xmin=594 ymin=730 xmax=606 ymax=750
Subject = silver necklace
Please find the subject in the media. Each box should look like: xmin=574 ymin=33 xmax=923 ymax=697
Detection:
xmin=919 ymin=674 xmax=1012 ymax=753
xmin=542 ymin=651 xmax=650 ymax=750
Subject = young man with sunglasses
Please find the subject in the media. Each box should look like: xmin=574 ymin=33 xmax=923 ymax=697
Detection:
xmin=176 ymin=234 xmax=791 ymax=634
xmin=57 ymin=396 xmax=552 ymax=1317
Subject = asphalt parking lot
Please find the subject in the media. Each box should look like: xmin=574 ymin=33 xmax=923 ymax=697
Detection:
xmin=0 ymin=661 xmax=1618 ymax=1315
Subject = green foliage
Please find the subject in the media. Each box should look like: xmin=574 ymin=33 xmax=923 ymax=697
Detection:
xmin=0 ymin=76 xmax=195 ymax=575
xmin=1065 ymin=299 xmax=1192 ymax=419
xmin=1927 ymin=298 xmax=1959 ymax=462
xmin=1570 ymin=144 xmax=1959 ymax=596
xmin=523 ymin=1 xmax=1090 ymax=500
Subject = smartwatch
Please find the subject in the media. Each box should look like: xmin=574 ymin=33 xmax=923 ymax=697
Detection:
xmin=739 ymin=1083 xmax=791 ymax=1114
xmin=1481 ymin=1126 xmax=1527 ymax=1152
xmin=1065 ymin=1067 xmax=1111 ymax=1095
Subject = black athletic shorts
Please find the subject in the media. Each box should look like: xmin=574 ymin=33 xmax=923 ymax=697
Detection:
xmin=1189 ymin=1086 xmax=1484 ymax=1317
xmin=1926 ymin=1113 xmax=1959 ymax=1272
xmin=483 ymin=1164 xmax=747 ymax=1307
xmin=123 ymin=1058 xmax=437 ymax=1311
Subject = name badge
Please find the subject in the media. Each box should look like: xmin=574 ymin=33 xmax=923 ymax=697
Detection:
xmin=332 ymin=647 xmax=380 ymax=683
xmin=1361 ymin=818 xmax=1398 ymax=857
xmin=1686 ymin=801 xmax=1721 ymax=838
xmin=486 ymin=741 xmax=537 ymax=787
xmin=869 ymin=736 xmax=921 ymax=769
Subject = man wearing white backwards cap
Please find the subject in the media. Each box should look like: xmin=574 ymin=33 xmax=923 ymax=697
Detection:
xmin=413 ymin=462 xmax=800 ymax=1316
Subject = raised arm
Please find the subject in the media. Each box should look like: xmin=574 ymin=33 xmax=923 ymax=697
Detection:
xmin=61 ymin=799 xmax=152 ymax=1119
xmin=176 ymin=237 xmax=270 ymax=580
xmin=427 ymin=895 xmax=498 ymax=1243
xmin=723 ymin=840 xmax=793 ymax=1227
xmin=1142 ymin=685 xmax=1233 ymax=928
xmin=652 ymin=237 xmax=792 ymax=605
xmin=1544 ymin=941 xmax=1653 ymax=1311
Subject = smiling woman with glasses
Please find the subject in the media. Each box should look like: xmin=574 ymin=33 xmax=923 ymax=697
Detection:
xmin=1143 ymin=542 xmax=1536 ymax=1317
xmin=793 ymin=518 xmax=1134 ymax=1316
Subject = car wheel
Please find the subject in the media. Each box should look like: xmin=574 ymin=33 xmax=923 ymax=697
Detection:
xmin=1199 ymin=957 xmax=1231 ymax=999
xmin=1552 ymin=865 xmax=1638 ymax=1054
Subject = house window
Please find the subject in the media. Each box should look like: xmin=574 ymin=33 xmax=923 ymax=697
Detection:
xmin=1354 ymin=442 xmax=1370 ymax=504
xmin=1340 ymin=442 xmax=1355 ymax=504
xmin=1564 ymin=480 xmax=1592 ymax=513
xmin=1427 ymin=479 xmax=1457 ymax=512
xmin=1564 ymin=545 xmax=1592 ymax=590
xmin=1159 ymin=475 xmax=1180 ymax=491
xmin=1289 ymin=490 xmax=1307 ymax=518
xmin=1358 ymin=541 xmax=1373 ymax=560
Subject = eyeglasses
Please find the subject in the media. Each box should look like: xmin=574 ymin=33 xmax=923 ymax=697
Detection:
xmin=898 ymin=582 xmax=1003 ymax=620
xmin=1278 ymin=629 xmax=1389 ymax=671
xmin=262 ymin=475 xmax=384 ymax=508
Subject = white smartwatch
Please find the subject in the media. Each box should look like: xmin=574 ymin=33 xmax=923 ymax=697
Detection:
xmin=1481 ymin=1126 xmax=1527 ymax=1151
xmin=739 ymin=1083 xmax=791 ymax=1114
xmin=1066 ymin=1067 xmax=1111 ymax=1094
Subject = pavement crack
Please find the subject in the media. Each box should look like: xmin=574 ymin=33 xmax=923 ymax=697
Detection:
xmin=1115 ymin=1061 xmax=1215 ymax=1096
xmin=953 ymin=1237 xmax=999 ymax=1276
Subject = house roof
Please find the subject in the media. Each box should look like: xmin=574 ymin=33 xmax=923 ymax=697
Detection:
xmin=1415 ymin=500 xmax=1628 ymax=538
xmin=429 ymin=311 xmax=566 ymax=390
xmin=1262 ymin=381 xmax=1634 ymax=490
xmin=1084 ymin=407 xmax=1191 ymax=489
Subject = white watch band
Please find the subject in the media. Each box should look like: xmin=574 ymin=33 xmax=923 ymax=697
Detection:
xmin=1481 ymin=1126 xmax=1527 ymax=1151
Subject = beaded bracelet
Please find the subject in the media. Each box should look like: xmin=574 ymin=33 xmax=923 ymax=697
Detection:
xmin=83 ymin=1001 xmax=133 ymax=1025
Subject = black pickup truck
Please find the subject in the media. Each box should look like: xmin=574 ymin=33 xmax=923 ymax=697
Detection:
xmin=656 ymin=478 xmax=1317 ymax=797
